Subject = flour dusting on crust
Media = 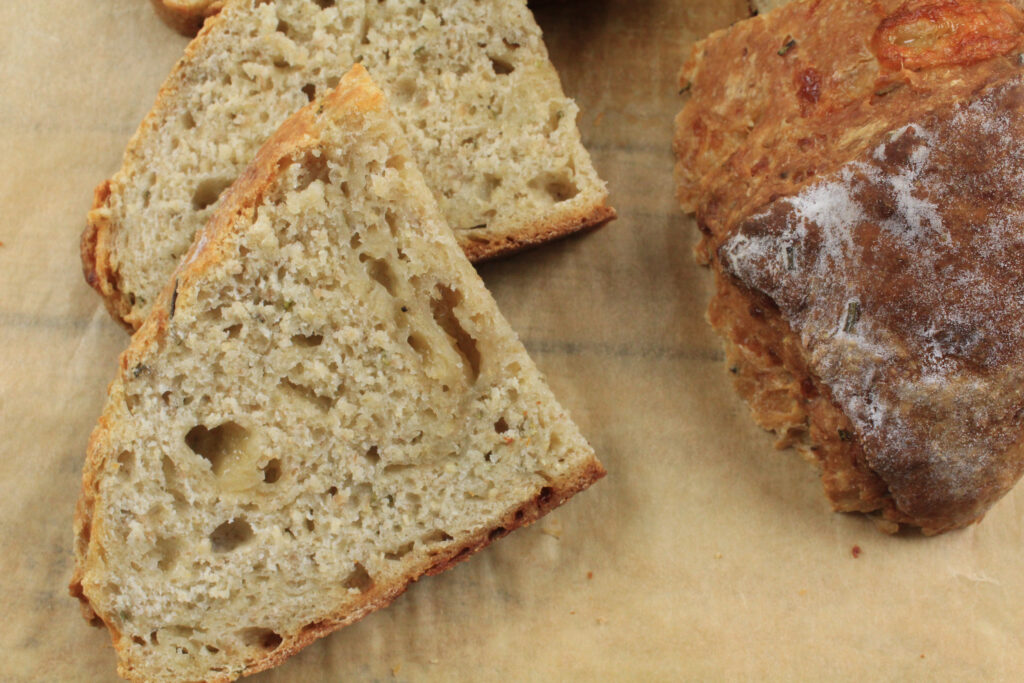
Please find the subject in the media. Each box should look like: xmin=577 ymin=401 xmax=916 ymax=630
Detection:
xmin=720 ymin=76 xmax=1024 ymax=523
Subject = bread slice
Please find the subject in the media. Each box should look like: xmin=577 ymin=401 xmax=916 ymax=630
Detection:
xmin=675 ymin=0 xmax=1024 ymax=532
xmin=85 ymin=0 xmax=614 ymax=331
xmin=71 ymin=65 xmax=604 ymax=682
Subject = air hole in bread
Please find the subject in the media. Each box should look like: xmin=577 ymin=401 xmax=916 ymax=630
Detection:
xmin=385 ymin=542 xmax=414 ymax=561
xmin=393 ymin=72 xmax=417 ymax=99
xmin=538 ymin=486 xmax=554 ymax=504
xmin=431 ymin=285 xmax=481 ymax=381
xmin=514 ymin=509 xmax=525 ymax=522
xmin=131 ymin=636 xmax=146 ymax=646
xmin=545 ymin=104 xmax=566 ymax=135
xmin=342 ymin=562 xmax=374 ymax=592
xmin=364 ymin=446 xmax=380 ymax=465
xmin=488 ymin=55 xmax=515 ymax=75
xmin=290 ymin=333 xmax=323 ymax=347
xmin=295 ymin=152 xmax=329 ymax=191
xmin=530 ymin=172 xmax=579 ymax=203
xmin=301 ymin=620 xmax=327 ymax=634
xmin=181 ymin=110 xmax=196 ymax=130
xmin=205 ymin=645 xmax=219 ymax=654
xmin=191 ymin=177 xmax=234 ymax=211
xmin=238 ymin=627 xmax=282 ymax=650
xmin=117 ymin=451 xmax=135 ymax=477
xmin=304 ymin=518 xmax=315 ymax=532
xmin=261 ymin=458 xmax=282 ymax=483
xmin=488 ymin=526 xmax=506 ymax=541
xmin=314 ymin=0 xmax=335 ymax=8
xmin=384 ymin=209 xmax=401 ymax=236
xmin=210 ymin=518 xmax=254 ymax=553
xmin=383 ymin=463 xmax=413 ymax=474
xmin=224 ymin=323 xmax=242 ymax=339
xmin=155 ymin=537 xmax=181 ymax=570
xmin=185 ymin=422 xmax=251 ymax=474
xmin=301 ymin=83 xmax=316 ymax=102
xmin=494 ymin=417 xmax=509 ymax=434
xmin=362 ymin=256 xmax=398 ymax=296
xmin=482 ymin=173 xmax=502 ymax=201
xmin=275 ymin=19 xmax=293 ymax=37
xmin=407 ymin=332 xmax=430 ymax=358
xmin=278 ymin=377 xmax=333 ymax=411
xmin=422 ymin=529 xmax=453 ymax=544
xmin=326 ymin=486 xmax=338 ymax=497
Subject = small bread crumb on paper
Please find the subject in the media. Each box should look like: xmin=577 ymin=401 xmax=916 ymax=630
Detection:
xmin=541 ymin=519 xmax=562 ymax=539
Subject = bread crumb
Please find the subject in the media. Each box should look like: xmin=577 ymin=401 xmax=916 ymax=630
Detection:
xmin=586 ymin=571 xmax=593 ymax=580
xmin=798 ymin=589 xmax=808 ymax=596
xmin=714 ymin=552 xmax=723 ymax=559
xmin=391 ymin=663 xmax=402 ymax=676
xmin=541 ymin=519 xmax=562 ymax=539
xmin=851 ymin=545 xmax=862 ymax=558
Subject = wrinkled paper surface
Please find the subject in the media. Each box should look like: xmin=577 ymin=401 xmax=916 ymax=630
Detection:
xmin=3 ymin=0 xmax=1024 ymax=680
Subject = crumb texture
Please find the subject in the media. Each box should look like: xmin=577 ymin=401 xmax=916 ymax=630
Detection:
xmin=74 ymin=67 xmax=601 ymax=682
xmin=90 ymin=0 xmax=611 ymax=328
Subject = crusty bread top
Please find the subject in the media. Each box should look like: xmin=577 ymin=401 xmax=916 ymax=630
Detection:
xmin=720 ymin=76 xmax=1024 ymax=531
xmin=84 ymin=0 xmax=613 ymax=331
xmin=72 ymin=65 xmax=603 ymax=682
xmin=675 ymin=0 xmax=1024 ymax=244
xmin=674 ymin=0 xmax=1024 ymax=532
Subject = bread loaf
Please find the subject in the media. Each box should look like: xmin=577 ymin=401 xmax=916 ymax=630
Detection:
xmin=85 ymin=0 xmax=614 ymax=330
xmin=71 ymin=65 xmax=603 ymax=682
xmin=675 ymin=0 xmax=1024 ymax=533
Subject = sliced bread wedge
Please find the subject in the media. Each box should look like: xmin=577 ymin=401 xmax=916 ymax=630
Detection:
xmin=85 ymin=0 xmax=614 ymax=330
xmin=71 ymin=64 xmax=604 ymax=682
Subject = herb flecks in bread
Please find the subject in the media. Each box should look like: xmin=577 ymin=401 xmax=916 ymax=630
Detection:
xmin=85 ymin=0 xmax=614 ymax=330
xmin=71 ymin=65 xmax=603 ymax=682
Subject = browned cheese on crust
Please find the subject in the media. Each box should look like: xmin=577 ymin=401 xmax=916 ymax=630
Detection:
xmin=674 ymin=0 xmax=1024 ymax=533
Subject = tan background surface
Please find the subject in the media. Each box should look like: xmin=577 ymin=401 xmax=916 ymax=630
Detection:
xmin=3 ymin=0 xmax=1024 ymax=680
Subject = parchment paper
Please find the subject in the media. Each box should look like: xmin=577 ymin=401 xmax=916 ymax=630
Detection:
xmin=3 ymin=1 xmax=1024 ymax=680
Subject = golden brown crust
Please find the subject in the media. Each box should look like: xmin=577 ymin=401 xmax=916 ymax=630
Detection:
xmin=240 ymin=459 xmax=605 ymax=680
xmin=676 ymin=0 xmax=1024 ymax=533
xmin=460 ymin=203 xmax=617 ymax=263
xmin=675 ymin=0 xmax=1024 ymax=232
xmin=149 ymin=0 xmax=223 ymax=36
